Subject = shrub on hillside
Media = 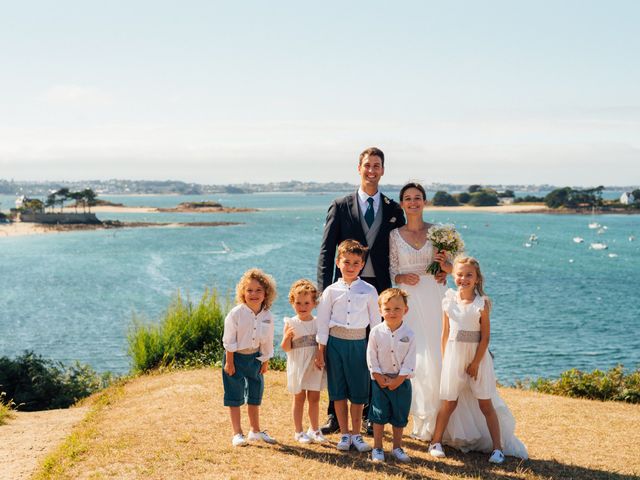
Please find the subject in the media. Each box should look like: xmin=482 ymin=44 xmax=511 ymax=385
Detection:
xmin=128 ymin=289 xmax=231 ymax=372
xmin=128 ymin=288 xmax=288 ymax=372
xmin=515 ymin=365 xmax=640 ymax=403
xmin=0 ymin=352 xmax=112 ymax=411
xmin=0 ymin=391 xmax=14 ymax=424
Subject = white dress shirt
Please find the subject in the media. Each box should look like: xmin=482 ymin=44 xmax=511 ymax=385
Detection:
xmin=222 ymin=303 xmax=274 ymax=362
xmin=357 ymin=188 xmax=381 ymax=216
xmin=367 ymin=321 xmax=416 ymax=379
xmin=316 ymin=278 xmax=381 ymax=345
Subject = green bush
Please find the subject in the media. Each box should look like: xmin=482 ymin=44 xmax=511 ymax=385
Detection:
xmin=515 ymin=365 xmax=640 ymax=403
xmin=128 ymin=289 xmax=229 ymax=372
xmin=456 ymin=192 xmax=471 ymax=204
xmin=432 ymin=191 xmax=459 ymax=206
xmin=0 ymin=352 xmax=112 ymax=411
xmin=468 ymin=191 xmax=499 ymax=206
xmin=128 ymin=288 xmax=289 ymax=373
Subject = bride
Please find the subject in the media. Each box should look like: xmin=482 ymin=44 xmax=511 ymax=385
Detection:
xmin=390 ymin=182 xmax=528 ymax=459
xmin=389 ymin=182 xmax=450 ymax=440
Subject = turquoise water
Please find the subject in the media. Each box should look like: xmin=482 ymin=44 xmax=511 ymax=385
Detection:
xmin=1 ymin=193 xmax=639 ymax=382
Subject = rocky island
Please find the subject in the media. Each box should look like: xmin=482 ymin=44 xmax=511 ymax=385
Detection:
xmin=156 ymin=201 xmax=257 ymax=213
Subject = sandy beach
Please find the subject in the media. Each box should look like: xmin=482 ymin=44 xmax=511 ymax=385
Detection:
xmin=0 ymin=223 xmax=55 ymax=237
xmin=423 ymin=204 xmax=548 ymax=213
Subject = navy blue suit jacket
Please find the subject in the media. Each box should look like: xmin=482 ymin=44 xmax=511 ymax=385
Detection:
xmin=317 ymin=191 xmax=405 ymax=292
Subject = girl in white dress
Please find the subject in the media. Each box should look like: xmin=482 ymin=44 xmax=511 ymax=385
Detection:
xmin=281 ymin=279 xmax=327 ymax=444
xmin=429 ymin=256 xmax=528 ymax=463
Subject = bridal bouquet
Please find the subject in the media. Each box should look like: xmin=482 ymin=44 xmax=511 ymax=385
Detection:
xmin=425 ymin=224 xmax=464 ymax=275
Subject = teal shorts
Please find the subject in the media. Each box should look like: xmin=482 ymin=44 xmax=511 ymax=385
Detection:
xmin=369 ymin=378 xmax=411 ymax=428
xmin=326 ymin=336 xmax=369 ymax=404
xmin=222 ymin=351 xmax=264 ymax=407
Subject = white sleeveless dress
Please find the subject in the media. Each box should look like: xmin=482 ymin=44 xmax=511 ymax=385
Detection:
xmin=283 ymin=316 xmax=326 ymax=394
xmin=440 ymin=290 xmax=497 ymax=400
xmin=440 ymin=289 xmax=528 ymax=459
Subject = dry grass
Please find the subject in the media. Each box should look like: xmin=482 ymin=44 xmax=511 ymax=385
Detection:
xmin=35 ymin=368 xmax=640 ymax=480
xmin=0 ymin=401 xmax=14 ymax=425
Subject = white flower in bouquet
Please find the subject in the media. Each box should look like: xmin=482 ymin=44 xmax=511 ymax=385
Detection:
xmin=425 ymin=224 xmax=464 ymax=275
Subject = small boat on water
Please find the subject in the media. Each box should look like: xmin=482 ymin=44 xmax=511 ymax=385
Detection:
xmin=529 ymin=234 xmax=538 ymax=243
xmin=588 ymin=222 xmax=601 ymax=229
xmin=608 ymin=253 xmax=618 ymax=258
xmin=573 ymin=237 xmax=584 ymax=243
xmin=597 ymin=228 xmax=606 ymax=235
xmin=524 ymin=242 xmax=532 ymax=248
xmin=590 ymin=242 xmax=608 ymax=250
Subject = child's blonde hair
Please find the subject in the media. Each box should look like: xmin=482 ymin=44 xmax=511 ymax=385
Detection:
xmin=378 ymin=287 xmax=409 ymax=307
xmin=235 ymin=268 xmax=277 ymax=310
xmin=337 ymin=239 xmax=368 ymax=261
xmin=453 ymin=255 xmax=492 ymax=310
xmin=288 ymin=279 xmax=319 ymax=305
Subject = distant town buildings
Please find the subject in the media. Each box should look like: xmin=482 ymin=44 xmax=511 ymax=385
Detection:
xmin=620 ymin=192 xmax=635 ymax=204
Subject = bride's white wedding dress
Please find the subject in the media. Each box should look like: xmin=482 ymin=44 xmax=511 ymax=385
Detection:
xmin=389 ymin=228 xmax=528 ymax=458
xmin=389 ymin=228 xmax=446 ymax=440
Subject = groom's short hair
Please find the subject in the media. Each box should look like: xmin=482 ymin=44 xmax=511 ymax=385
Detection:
xmin=359 ymin=147 xmax=385 ymax=167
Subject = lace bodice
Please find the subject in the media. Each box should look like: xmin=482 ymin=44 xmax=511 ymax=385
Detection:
xmin=389 ymin=228 xmax=436 ymax=282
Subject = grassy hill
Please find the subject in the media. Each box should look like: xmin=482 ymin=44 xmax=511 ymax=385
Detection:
xmin=35 ymin=368 xmax=640 ymax=480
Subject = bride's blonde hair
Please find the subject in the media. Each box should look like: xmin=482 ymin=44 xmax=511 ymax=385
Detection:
xmin=453 ymin=255 xmax=492 ymax=311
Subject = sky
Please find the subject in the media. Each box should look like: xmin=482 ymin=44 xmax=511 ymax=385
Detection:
xmin=0 ymin=0 xmax=638 ymax=186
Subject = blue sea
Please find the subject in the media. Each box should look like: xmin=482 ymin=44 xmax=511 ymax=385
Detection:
xmin=1 ymin=192 xmax=639 ymax=383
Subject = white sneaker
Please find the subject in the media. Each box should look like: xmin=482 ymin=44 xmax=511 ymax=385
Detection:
xmin=392 ymin=447 xmax=411 ymax=463
xmin=336 ymin=434 xmax=352 ymax=451
xmin=351 ymin=434 xmax=372 ymax=452
xmin=371 ymin=448 xmax=385 ymax=462
xmin=232 ymin=433 xmax=247 ymax=447
xmin=489 ymin=449 xmax=505 ymax=464
xmin=248 ymin=430 xmax=276 ymax=444
xmin=428 ymin=442 xmax=446 ymax=458
xmin=294 ymin=431 xmax=311 ymax=444
xmin=306 ymin=428 xmax=328 ymax=443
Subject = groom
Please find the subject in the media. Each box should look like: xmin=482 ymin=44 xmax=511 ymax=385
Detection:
xmin=317 ymin=146 xmax=405 ymax=435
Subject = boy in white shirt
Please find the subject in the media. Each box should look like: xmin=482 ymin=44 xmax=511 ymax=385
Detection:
xmin=315 ymin=239 xmax=381 ymax=453
xmin=366 ymin=288 xmax=416 ymax=463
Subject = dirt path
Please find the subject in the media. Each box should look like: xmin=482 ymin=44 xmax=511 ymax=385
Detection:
xmin=0 ymin=406 xmax=89 ymax=480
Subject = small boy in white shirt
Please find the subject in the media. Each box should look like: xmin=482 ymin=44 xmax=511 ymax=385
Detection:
xmin=315 ymin=239 xmax=381 ymax=453
xmin=366 ymin=288 xmax=416 ymax=463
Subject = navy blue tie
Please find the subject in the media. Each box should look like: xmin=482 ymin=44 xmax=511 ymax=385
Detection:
xmin=364 ymin=197 xmax=375 ymax=227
